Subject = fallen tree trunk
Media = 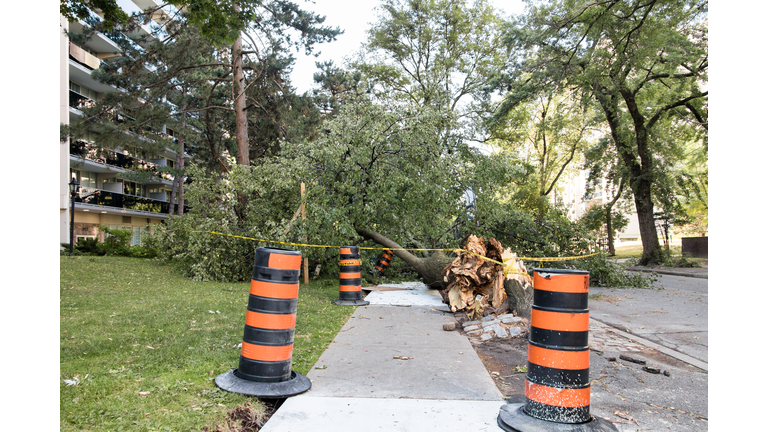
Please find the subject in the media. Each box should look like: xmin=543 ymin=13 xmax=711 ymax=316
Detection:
xmin=355 ymin=228 xmax=454 ymax=289
xmin=501 ymin=249 xmax=534 ymax=319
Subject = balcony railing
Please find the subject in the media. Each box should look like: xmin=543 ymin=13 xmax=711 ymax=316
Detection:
xmin=76 ymin=187 xmax=170 ymax=214
xmin=69 ymin=90 xmax=96 ymax=111
xmin=69 ymin=42 xmax=101 ymax=70
xmin=70 ymin=140 xmax=174 ymax=181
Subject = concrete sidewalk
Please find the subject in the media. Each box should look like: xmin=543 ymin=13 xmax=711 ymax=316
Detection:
xmin=260 ymin=277 xmax=708 ymax=431
xmin=260 ymin=283 xmax=505 ymax=431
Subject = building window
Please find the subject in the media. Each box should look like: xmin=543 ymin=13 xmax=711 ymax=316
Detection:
xmin=122 ymin=180 xmax=145 ymax=197
xmin=71 ymin=169 xmax=98 ymax=189
xmin=104 ymin=225 xmax=146 ymax=246
xmin=69 ymin=81 xmax=99 ymax=100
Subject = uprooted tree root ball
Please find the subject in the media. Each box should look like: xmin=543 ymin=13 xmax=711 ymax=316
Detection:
xmin=440 ymin=235 xmax=534 ymax=319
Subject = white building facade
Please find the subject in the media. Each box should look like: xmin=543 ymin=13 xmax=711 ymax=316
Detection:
xmin=556 ymin=170 xmax=641 ymax=243
xmin=60 ymin=0 xmax=185 ymax=247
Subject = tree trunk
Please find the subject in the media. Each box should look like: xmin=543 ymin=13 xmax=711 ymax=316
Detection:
xmin=633 ymin=178 xmax=661 ymax=265
xmin=168 ymin=152 xmax=180 ymax=216
xmin=177 ymin=139 xmax=185 ymax=216
xmin=355 ymin=228 xmax=454 ymax=289
xmin=504 ymin=278 xmax=533 ymax=319
xmin=232 ymin=2 xmax=249 ymax=166
xmin=606 ymin=210 xmax=615 ymax=256
xmin=594 ymin=81 xmax=661 ymax=265
xmin=605 ymin=176 xmax=625 ymax=257
xmin=177 ymin=92 xmax=186 ymax=216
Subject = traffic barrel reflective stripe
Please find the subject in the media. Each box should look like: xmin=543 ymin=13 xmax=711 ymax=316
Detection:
xmin=245 ymin=310 xmax=297 ymax=329
xmin=525 ymin=382 xmax=591 ymax=408
xmin=241 ymin=341 xmax=294 ymax=362
xmin=524 ymin=268 xmax=592 ymax=424
xmin=249 ymin=279 xmax=299 ymax=299
xmin=333 ymin=246 xmax=370 ymax=306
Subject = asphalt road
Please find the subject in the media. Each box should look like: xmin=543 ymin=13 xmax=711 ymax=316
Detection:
xmin=586 ymin=274 xmax=709 ymax=431
xmin=589 ymin=274 xmax=708 ymax=366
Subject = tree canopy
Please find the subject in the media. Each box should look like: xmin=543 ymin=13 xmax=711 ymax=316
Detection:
xmin=494 ymin=0 xmax=708 ymax=264
xmin=354 ymin=0 xmax=507 ymax=144
xmin=65 ymin=0 xmax=709 ymax=282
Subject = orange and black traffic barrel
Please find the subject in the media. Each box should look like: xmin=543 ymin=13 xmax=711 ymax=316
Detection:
xmin=497 ymin=268 xmax=618 ymax=432
xmin=215 ymin=247 xmax=311 ymax=397
xmin=332 ymin=246 xmax=370 ymax=306
xmin=373 ymin=248 xmax=394 ymax=274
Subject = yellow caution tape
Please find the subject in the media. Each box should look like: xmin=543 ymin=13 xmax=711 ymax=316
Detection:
xmin=193 ymin=230 xmax=600 ymax=276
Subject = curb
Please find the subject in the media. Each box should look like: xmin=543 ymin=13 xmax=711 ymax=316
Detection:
xmin=590 ymin=317 xmax=708 ymax=372
xmin=627 ymin=267 xmax=708 ymax=279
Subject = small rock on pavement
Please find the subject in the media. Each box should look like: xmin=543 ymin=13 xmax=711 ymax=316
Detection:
xmin=443 ymin=322 xmax=457 ymax=331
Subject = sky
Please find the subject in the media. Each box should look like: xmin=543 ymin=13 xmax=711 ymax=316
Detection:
xmin=289 ymin=0 xmax=527 ymax=94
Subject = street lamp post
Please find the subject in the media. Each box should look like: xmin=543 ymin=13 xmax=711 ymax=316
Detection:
xmin=69 ymin=177 xmax=79 ymax=255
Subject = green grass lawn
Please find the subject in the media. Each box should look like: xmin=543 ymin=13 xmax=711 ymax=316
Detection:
xmin=60 ymin=256 xmax=356 ymax=431
xmin=612 ymin=243 xmax=707 ymax=268
xmin=613 ymin=243 xmax=682 ymax=258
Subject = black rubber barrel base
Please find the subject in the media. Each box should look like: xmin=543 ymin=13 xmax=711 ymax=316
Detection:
xmin=214 ymin=369 xmax=311 ymax=398
xmin=497 ymin=403 xmax=618 ymax=432
xmin=332 ymin=299 xmax=370 ymax=306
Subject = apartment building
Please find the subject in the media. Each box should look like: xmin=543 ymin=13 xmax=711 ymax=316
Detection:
xmin=556 ymin=170 xmax=641 ymax=243
xmin=60 ymin=0 xmax=186 ymax=246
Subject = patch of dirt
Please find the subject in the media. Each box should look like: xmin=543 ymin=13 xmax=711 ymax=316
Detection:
xmin=205 ymin=399 xmax=284 ymax=432
xmin=450 ymin=310 xmax=530 ymax=400
xmin=470 ymin=335 xmax=529 ymax=400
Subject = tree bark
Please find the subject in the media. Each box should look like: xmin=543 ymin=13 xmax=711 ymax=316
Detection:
xmin=176 ymin=88 xmax=186 ymax=216
xmin=604 ymin=176 xmax=625 ymax=256
xmin=177 ymin=125 xmax=185 ymax=216
xmin=168 ymin=152 xmax=180 ymax=216
xmin=232 ymin=2 xmax=249 ymax=166
xmin=632 ymin=174 xmax=661 ymax=264
xmin=355 ymin=228 xmax=454 ymax=289
xmin=606 ymin=211 xmax=614 ymax=256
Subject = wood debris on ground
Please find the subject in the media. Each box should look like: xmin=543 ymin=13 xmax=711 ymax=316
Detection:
xmin=440 ymin=235 xmax=533 ymax=318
